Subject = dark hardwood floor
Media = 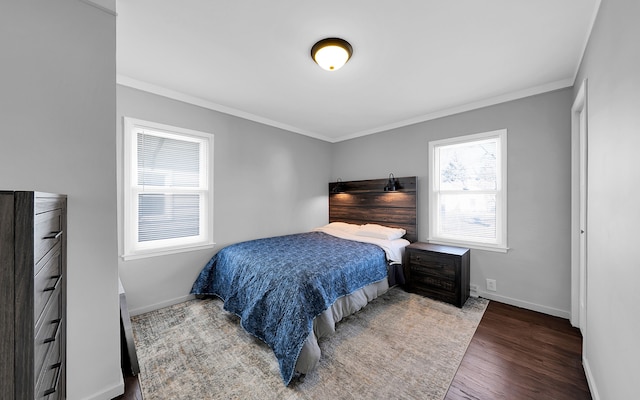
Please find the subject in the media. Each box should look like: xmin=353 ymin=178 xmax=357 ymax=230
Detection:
xmin=113 ymin=300 xmax=591 ymax=400
xmin=115 ymin=374 xmax=143 ymax=400
xmin=446 ymin=301 xmax=591 ymax=400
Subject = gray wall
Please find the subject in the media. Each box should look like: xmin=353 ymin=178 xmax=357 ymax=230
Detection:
xmin=573 ymin=0 xmax=640 ymax=398
xmin=117 ymin=85 xmax=332 ymax=314
xmin=5 ymin=1 xmax=630 ymax=398
xmin=0 ymin=1 xmax=121 ymax=399
xmin=332 ymin=88 xmax=574 ymax=317
xmin=119 ymin=85 xmax=575 ymax=320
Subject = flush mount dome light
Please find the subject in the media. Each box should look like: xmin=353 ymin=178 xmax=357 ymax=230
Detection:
xmin=311 ymin=38 xmax=353 ymax=71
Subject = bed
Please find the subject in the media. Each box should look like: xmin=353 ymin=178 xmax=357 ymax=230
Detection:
xmin=190 ymin=176 xmax=417 ymax=385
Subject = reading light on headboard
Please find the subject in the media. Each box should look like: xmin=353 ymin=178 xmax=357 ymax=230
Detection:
xmin=332 ymin=178 xmax=345 ymax=193
xmin=384 ymin=173 xmax=399 ymax=191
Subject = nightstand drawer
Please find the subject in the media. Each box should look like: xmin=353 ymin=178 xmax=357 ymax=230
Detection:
xmin=409 ymin=267 xmax=456 ymax=292
xmin=408 ymin=252 xmax=456 ymax=279
xmin=412 ymin=286 xmax=458 ymax=305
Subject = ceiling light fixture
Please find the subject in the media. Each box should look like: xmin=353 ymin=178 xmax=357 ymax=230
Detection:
xmin=311 ymin=38 xmax=353 ymax=71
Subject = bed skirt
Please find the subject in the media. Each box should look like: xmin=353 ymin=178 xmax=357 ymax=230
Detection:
xmin=294 ymin=278 xmax=390 ymax=374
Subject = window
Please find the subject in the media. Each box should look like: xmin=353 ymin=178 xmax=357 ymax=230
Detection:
xmin=428 ymin=129 xmax=507 ymax=252
xmin=122 ymin=117 xmax=214 ymax=260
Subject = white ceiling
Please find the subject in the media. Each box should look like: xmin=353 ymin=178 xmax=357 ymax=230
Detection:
xmin=116 ymin=0 xmax=600 ymax=143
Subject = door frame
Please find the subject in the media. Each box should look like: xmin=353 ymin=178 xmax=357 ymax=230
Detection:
xmin=570 ymin=79 xmax=588 ymax=334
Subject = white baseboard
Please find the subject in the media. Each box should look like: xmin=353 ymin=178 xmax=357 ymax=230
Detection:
xmin=129 ymin=294 xmax=195 ymax=316
xmin=130 ymin=291 xmax=569 ymax=319
xmin=583 ymin=355 xmax=600 ymax=400
xmin=477 ymin=290 xmax=571 ymax=319
xmin=79 ymin=377 xmax=124 ymax=400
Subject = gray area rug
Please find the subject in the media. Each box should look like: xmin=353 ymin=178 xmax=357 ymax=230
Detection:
xmin=131 ymin=287 xmax=488 ymax=400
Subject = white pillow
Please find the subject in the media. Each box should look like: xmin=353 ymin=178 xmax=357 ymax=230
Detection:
xmin=356 ymin=223 xmax=406 ymax=240
xmin=321 ymin=222 xmax=361 ymax=235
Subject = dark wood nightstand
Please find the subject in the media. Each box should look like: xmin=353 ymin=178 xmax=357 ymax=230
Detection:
xmin=404 ymin=242 xmax=470 ymax=307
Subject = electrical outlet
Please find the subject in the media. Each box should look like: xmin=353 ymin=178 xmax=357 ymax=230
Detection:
xmin=469 ymin=284 xmax=479 ymax=297
xmin=486 ymin=279 xmax=497 ymax=292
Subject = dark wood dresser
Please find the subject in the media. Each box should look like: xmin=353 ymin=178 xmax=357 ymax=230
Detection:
xmin=0 ymin=191 xmax=67 ymax=399
xmin=404 ymin=242 xmax=470 ymax=308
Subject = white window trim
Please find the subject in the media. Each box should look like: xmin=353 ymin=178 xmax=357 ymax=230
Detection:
xmin=121 ymin=117 xmax=215 ymax=260
xmin=428 ymin=129 xmax=508 ymax=253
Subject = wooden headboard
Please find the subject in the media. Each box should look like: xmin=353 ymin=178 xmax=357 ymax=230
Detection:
xmin=328 ymin=176 xmax=418 ymax=243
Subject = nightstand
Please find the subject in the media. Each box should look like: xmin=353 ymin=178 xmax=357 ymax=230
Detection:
xmin=404 ymin=242 xmax=470 ymax=307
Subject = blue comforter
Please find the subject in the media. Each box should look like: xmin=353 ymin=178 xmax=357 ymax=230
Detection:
xmin=190 ymin=231 xmax=388 ymax=385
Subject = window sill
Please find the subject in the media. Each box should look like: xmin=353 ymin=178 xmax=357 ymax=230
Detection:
xmin=426 ymin=239 xmax=508 ymax=253
xmin=121 ymin=242 xmax=216 ymax=261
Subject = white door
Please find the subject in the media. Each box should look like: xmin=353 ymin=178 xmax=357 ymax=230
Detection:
xmin=571 ymin=79 xmax=588 ymax=337
xmin=578 ymin=105 xmax=587 ymax=337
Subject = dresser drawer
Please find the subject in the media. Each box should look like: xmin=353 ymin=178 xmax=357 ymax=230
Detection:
xmin=35 ymin=208 xmax=63 ymax=268
xmin=408 ymin=251 xmax=457 ymax=279
xmin=34 ymin=287 xmax=62 ymax=383
xmin=36 ymin=338 xmax=62 ymax=400
xmin=34 ymin=244 xmax=62 ymax=325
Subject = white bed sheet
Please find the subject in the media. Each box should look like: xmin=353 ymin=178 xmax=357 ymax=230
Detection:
xmin=312 ymin=225 xmax=409 ymax=264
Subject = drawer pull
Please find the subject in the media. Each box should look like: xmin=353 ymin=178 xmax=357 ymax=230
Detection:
xmin=43 ymin=363 xmax=62 ymax=396
xmin=43 ymin=319 xmax=62 ymax=344
xmin=43 ymin=275 xmax=62 ymax=292
xmin=43 ymin=231 xmax=63 ymax=240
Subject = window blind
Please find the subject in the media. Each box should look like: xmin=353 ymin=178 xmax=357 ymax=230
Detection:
xmin=437 ymin=138 xmax=498 ymax=241
xmin=136 ymin=131 xmax=203 ymax=242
